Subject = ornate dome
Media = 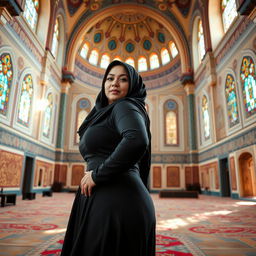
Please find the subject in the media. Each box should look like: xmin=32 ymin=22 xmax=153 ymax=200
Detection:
xmin=77 ymin=11 xmax=179 ymax=73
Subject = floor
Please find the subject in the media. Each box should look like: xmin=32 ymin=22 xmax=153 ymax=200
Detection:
xmin=0 ymin=193 xmax=256 ymax=256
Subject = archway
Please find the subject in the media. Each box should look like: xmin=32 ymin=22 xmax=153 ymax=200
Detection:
xmin=64 ymin=4 xmax=191 ymax=74
xmin=239 ymin=152 xmax=255 ymax=197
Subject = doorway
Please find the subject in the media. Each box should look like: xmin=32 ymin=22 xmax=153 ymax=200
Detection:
xmin=239 ymin=152 xmax=255 ymax=197
xmin=22 ymin=156 xmax=35 ymax=195
xmin=219 ymin=157 xmax=231 ymax=197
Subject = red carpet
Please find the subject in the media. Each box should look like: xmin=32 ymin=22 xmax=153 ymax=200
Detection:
xmin=0 ymin=193 xmax=256 ymax=256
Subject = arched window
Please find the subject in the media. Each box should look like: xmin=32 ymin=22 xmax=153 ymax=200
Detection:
xmin=17 ymin=74 xmax=33 ymax=127
xmin=202 ymin=95 xmax=210 ymax=140
xmin=150 ymin=53 xmax=160 ymax=70
xmin=23 ymin=0 xmax=39 ymax=30
xmin=113 ymin=56 xmax=122 ymax=61
xmin=161 ymin=48 xmax=170 ymax=65
xmin=164 ymin=100 xmax=178 ymax=145
xmin=52 ymin=18 xmax=59 ymax=58
xmin=100 ymin=54 xmax=110 ymax=69
xmin=89 ymin=50 xmax=99 ymax=66
xmin=0 ymin=53 xmax=13 ymax=116
xmin=221 ymin=0 xmax=238 ymax=33
xmin=225 ymin=74 xmax=239 ymax=127
xmin=240 ymin=56 xmax=256 ymax=118
xmin=42 ymin=92 xmax=53 ymax=138
xmin=75 ymin=98 xmax=91 ymax=144
xmin=169 ymin=41 xmax=178 ymax=58
xmin=80 ymin=43 xmax=89 ymax=59
xmin=125 ymin=58 xmax=135 ymax=68
xmin=138 ymin=57 xmax=147 ymax=72
xmin=198 ymin=19 xmax=206 ymax=62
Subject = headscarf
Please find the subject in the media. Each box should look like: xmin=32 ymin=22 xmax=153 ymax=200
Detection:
xmin=77 ymin=60 xmax=151 ymax=188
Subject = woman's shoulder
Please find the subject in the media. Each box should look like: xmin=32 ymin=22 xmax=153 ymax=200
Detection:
xmin=112 ymin=99 xmax=141 ymax=113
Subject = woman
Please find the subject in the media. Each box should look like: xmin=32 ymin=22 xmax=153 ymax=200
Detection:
xmin=61 ymin=60 xmax=156 ymax=256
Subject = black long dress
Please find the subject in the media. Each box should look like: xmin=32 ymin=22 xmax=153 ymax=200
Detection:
xmin=61 ymin=100 xmax=156 ymax=256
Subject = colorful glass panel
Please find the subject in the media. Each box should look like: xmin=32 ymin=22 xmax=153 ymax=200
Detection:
xmin=17 ymin=74 xmax=33 ymax=127
xmin=0 ymin=54 xmax=13 ymax=116
xmin=198 ymin=19 xmax=205 ymax=61
xmin=202 ymin=95 xmax=210 ymax=140
xmin=165 ymin=100 xmax=178 ymax=145
xmin=52 ymin=19 xmax=59 ymax=58
xmin=169 ymin=41 xmax=178 ymax=58
xmin=23 ymin=0 xmax=39 ymax=30
xmin=125 ymin=58 xmax=135 ymax=68
xmin=161 ymin=48 xmax=170 ymax=65
xmin=222 ymin=0 xmax=237 ymax=32
xmin=43 ymin=93 xmax=53 ymax=138
xmin=100 ymin=54 xmax=110 ymax=69
xmin=225 ymin=74 xmax=239 ymax=127
xmin=150 ymin=53 xmax=160 ymax=70
xmin=80 ymin=43 xmax=89 ymax=59
xmin=75 ymin=98 xmax=90 ymax=144
xmin=138 ymin=57 xmax=147 ymax=72
xmin=89 ymin=50 xmax=99 ymax=65
xmin=240 ymin=56 xmax=256 ymax=117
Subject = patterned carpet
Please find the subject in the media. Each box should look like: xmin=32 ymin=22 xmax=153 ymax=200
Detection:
xmin=0 ymin=193 xmax=256 ymax=256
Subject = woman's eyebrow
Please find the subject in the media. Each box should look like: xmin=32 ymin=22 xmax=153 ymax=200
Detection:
xmin=107 ymin=73 xmax=128 ymax=76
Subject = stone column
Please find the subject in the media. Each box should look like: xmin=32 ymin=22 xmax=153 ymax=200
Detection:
xmin=184 ymin=83 xmax=197 ymax=151
xmin=181 ymin=72 xmax=197 ymax=152
xmin=56 ymin=81 xmax=71 ymax=149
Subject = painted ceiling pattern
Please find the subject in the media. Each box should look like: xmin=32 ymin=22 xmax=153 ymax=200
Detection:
xmin=67 ymin=0 xmax=191 ymax=17
xmin=78 ymin=12 xmax=179 ymax=71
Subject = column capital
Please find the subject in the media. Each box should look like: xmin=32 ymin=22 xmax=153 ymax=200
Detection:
xmin=61 ymin=82 xmax=71 ymax=94
xmin=180 ymin=72 xmax=194 ymax=85
xmin=184 ymin=83 xmax=195 ymax=95
xmin=62 ymin=67 xmax=75 ymax=84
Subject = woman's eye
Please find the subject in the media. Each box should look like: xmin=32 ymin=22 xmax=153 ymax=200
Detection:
xmin=120 ymin=78 xmax=128 ymax=82
xmin=107 ymin=77 xmax=113 ymax=81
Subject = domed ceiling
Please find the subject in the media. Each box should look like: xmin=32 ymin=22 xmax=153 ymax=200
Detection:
xmin=77 ymin=11 xmax=179 ymax=73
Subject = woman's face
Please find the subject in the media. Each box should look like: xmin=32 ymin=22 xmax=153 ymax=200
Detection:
xmin=104 ymin=65 xmax=129 ymax=104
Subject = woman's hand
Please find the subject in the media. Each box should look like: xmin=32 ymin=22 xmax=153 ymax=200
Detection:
xmin=81 ymin=171 xmax=96 ymax=197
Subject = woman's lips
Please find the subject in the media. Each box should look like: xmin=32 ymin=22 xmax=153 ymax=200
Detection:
xmin=110 ymin=90 xmax=120 ymax=94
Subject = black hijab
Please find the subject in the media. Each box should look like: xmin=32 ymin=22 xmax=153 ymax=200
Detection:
xmin=77 ymin=60 xmax=151 ymax=188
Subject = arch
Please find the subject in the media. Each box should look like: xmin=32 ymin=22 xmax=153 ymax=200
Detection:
xmin=64 ymin=4 xmax=191 ymax=74
xmin=208 ymin=0 xmax=224 ymax=50
xmin=55 ymin=13 xmax=66 ymax=67
xmin=238 ymin=152 xmax=255 ymax=197
xmin=37 ymin=0 xmax=50 ymax=46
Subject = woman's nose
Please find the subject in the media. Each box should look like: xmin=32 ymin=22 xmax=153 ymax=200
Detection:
xmin=111 ymin=78 xmax=119 ymax=87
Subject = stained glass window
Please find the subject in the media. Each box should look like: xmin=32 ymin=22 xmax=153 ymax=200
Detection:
xmin=17 ymin=74 xmax=33 ymax=127
xmin=100 ymin=54 xmax=110 ymax=69
xmin=161 ymin=48 xmax=170 ymax=65
xmin=240 ymin=56 xmax=256 ymax=117
xmin=225 ymin=74 xmax=239 ymax=127
xmin=138 ymin=57 xmax=147 ymax=72
xmin=165 ymin=100 xmax=178 ymax=145
xmin=198 ymin=19 xmax=205 ymax=62
xmin=221 ymin=0 xmax=237 ymax=32
xmin=202 ymin=95 xmax=210 ymax=140
xmin=43 ymin=93 xmax=53 ymax=138
xmin=89 ymin=50 xmax=99 ymax=65
xmin=75 ymin=98 xmax=90 ymax=144
xmin=0 ymin=54 xmax=13 ymax=116
xmin=52 ymin=19 xmax=59 ymax=58
xmin=150 ymin=53 xmax=160 ymax=70
xmin=169 ymin=41 xmax=178 ymax=58
xmin=80 ymin=43 xmax=89 ymax=59
xmin=23 ymin=0 xmax=39 ymax=30
xmin=125 ymin=58 xmax=135 ymax=68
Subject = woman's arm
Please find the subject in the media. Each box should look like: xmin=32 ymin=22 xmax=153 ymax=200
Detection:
xmin=91 ymin=101 xmax=149 ymax=184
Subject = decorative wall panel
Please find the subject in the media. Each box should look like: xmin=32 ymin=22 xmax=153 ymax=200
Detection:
xmin=166 ymin=166 xmax=180 ymax=187
xmin=0 ymin=150 xmax=23 ymax=187
xmin=153 ymin=166 xmax=161 ymax=188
